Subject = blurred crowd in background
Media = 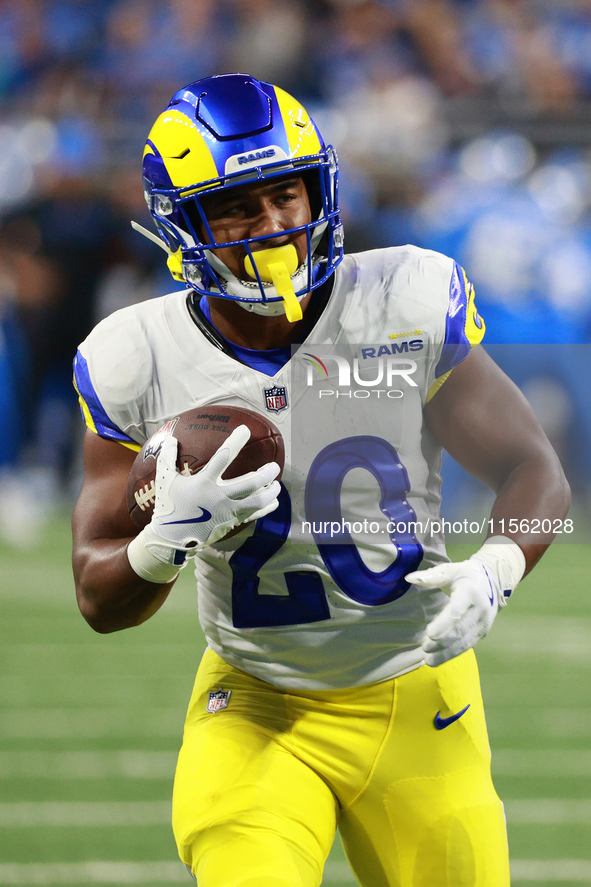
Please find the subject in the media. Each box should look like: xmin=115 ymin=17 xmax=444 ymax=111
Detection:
xmin=1 ymin=0 xmax=590 ymax=545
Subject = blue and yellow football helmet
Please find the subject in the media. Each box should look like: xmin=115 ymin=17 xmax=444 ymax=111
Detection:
xmin=139 ymin=73 xmax=343 ymax=321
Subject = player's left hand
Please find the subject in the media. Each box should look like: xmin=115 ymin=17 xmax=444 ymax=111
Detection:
xmin=406 ymin=559 xmax=504 ymax=667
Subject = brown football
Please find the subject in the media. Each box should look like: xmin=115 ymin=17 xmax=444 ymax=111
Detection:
xmin=127 ymin=405 xmax=284 ymax=529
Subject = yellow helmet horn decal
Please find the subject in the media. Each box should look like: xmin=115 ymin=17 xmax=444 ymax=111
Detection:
xmin=274 ymin=87 xmax=322 ymax=159
xmin=147 ymin=110 xmax=219 ymax=188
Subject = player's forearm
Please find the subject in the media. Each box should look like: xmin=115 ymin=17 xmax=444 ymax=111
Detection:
xmin=73 ymin=538 xmax=175 ymax=633
xmin=486 ymin=451 xmax=571 ymax=574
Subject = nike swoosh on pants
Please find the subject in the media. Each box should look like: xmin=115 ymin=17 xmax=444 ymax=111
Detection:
xmin=434 ymin=704 xmax=470 ymax=730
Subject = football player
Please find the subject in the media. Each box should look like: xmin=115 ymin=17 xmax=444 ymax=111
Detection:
xmin=72 ymin=74 xmax=570 ymax=887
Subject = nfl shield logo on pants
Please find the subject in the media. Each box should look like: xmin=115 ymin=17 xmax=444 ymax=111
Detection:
xmin=264 ymin=385 xmax=288 ymax=413
xmin=207 ymin=688 xmax=231 ymax=713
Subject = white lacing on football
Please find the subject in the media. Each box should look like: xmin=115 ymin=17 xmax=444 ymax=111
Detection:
xmin=134 ymin=480 xmax=156 ymax=511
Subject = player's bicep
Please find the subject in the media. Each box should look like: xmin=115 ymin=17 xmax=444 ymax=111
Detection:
xmin=73 ymin=430 xmax=139 ymax=547
xmin=424 ymin=345 xmax=554 ymax=492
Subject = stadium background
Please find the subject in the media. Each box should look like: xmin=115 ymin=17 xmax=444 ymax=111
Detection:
xmin=0 ymin=1 xmax=590 ymax=884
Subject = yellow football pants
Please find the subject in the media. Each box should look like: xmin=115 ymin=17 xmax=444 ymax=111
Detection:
xmin=172 ymin=648 xmax=510 ymax=887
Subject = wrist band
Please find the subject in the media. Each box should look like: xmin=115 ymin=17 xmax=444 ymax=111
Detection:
xmin=127 ymin=525 xmax=187 ymax=584
xmin=471 ymin=535 xmax=526 ymax=607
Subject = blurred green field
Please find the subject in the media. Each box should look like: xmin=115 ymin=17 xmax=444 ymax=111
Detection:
xmin=0 ymin=516 xmax=589 ymax=886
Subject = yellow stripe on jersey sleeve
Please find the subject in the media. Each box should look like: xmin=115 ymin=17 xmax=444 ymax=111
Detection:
xmin=78 ymin=393 xmax=97 ymax=434
xmin=463 ymin=271 xmax=486 ymax=347
xmin=425 ymin=370 xmax=452 ymax=404
xmin=73 ymin=372 xmax=97 ymax=434
xmin=116 ymin=438 xmax=141 ymax=452
xmin=76 ymin=391 xmax=141 ymax=452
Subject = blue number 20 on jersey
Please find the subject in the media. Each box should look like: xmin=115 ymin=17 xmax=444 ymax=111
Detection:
xmin=230 ymin=436 xmax=423 ymax=629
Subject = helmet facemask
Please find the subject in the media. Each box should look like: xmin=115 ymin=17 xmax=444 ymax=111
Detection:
xmin=145 ymin=152 xmax=342 ymax=320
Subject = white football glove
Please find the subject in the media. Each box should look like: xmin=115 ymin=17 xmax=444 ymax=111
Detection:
xmin=128 ymin=425 xmax=280 ymax=583
xmin=406 ymin=537 xmax=526 ymax=667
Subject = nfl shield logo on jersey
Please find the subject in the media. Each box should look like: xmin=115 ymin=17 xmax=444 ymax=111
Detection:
xmin=264 ymin=385 xmax=288 ymax=413
xmin=206 ymin=688 xmax=231 ymax=713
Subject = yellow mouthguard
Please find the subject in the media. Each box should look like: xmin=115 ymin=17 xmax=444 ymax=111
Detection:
xmin=244 ymin=244 xmax=303 ymax=322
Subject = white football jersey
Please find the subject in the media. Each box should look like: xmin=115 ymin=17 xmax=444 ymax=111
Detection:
xmin=75 ymin=246 xmax=485 ymax=689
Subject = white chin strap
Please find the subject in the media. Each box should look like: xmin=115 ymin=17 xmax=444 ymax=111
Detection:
xmin=239 ymin=297 xmax=303 ymax=317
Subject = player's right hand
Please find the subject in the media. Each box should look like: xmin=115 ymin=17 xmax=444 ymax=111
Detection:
xmin=147 ymin=426 xmax=281 ymax=552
